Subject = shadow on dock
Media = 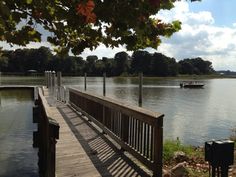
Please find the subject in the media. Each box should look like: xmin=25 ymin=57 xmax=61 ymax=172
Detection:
xmin=57 ymin=103 xmax=151 ymax=177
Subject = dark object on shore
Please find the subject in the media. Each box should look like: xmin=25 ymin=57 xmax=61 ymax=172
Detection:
xmin=205 ymin=139 xmax=234 ymax=177
xmin=180 ymin=81 xmax=204 ymax=88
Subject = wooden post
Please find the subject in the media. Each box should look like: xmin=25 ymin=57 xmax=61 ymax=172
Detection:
xmin=57 ymin=72 xmax=62 ymax=100
xmin=153 ymin=117 xmax=163 ymax=177
xmin=57 ymin=72 xmax=62 ymax=87
xmin=46 ymin=71 xmax=49 ymax=88
xmin=63 ymin=86 xmax=67 ymax=103
xmin=45 ymin=71 xmax=47 ymax=87
xmin=103 ymin=73 xmax=106 ymax=96
xmin=45 ymin=71 xmax=48 ymax=88
xmin=52 ymin=71 xmax=56 ymax=96
xmin=49 ymin=71 xmax=52 ymax=89
xmin=84 ymin=73 xmax=87 ymax=91
xmin=138 ymin=72 xmax=143 ymax=106
xmin=121 ymin=114 xmax=129 ymax=143
xmin=49 ymin=118 xmax=59 ymax=177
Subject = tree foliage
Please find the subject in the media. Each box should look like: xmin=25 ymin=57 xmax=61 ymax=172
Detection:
xmin=0 ymin=0 xmax=195 ymax=55
xmin=0 ymin=47 xmax=214 ymax=76
xmin=179 ymin=58 xmax=214 ymax=75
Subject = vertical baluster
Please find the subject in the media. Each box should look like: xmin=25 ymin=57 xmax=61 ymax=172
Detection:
xmin=117 ymin=112 xmax=120 ymax=136
xmin=107 ymin=107 xmax=111 ymax=129
xmin=130 ymin=117 xmax=133 ymax=146
xmin=150 ymin=126 xmax=154 ymax=161
xmin=147 ymin=124 xmax=150 ymax=159
xmin=135 ymin=119 xmax=138 ymax=150
xmin=132 ymin=117 xmax=135 ymax=147
xmin=140 ymin=121 xmax=143 ymax=154
xmin=137 ymin=120 xmax=140 ymax=152
xmin=144 ymin=123 xmax=147 ymax=157
xmin=113 ymin=111 xmax=116 ymax=134
xmin=128 ymin=117 xmax=131 ymax=145
xmin=111 ymin=110 xmax=114 ymax=132
xmin=117 ymin=112 xmax=120 ymax=137
xmin=133 ymin=118 xmax=136 ymax=149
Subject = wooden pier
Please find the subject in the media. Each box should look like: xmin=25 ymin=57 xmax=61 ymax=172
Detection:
xmin=36 ymin=86 xmax=164 ymax=177
xmin=2 ymin=79 xmax=236 ymax=176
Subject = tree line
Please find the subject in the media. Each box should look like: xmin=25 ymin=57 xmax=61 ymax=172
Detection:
xmin=0 ymin=47 xmax=215 ymax=76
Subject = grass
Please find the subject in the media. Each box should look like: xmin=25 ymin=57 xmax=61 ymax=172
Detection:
xmin=163 ymin=139 xmax=208 ymax=177
xmin=163 ymin=139 xmax=203 ymax=163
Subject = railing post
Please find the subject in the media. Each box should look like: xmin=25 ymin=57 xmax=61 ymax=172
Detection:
xmin=103 ymin=72 xmax=106 ymax=96
xmin=52 ymin=71 xmax=56 ymax=96
xmin=63 ymin=86 xmax=67 ymax=103
xmin=57 ymin=72 xmax=62 ymax=100
xmin=57 ymin=71 xmax=62 ymax=87
xmin=49 ymin=118 xmax=59 ymax=177
xmin=45 ymin=71 xmax=47 ymax=87
xmin=46 ymin=71 xmax=49 ymax=88
xmin=121 ymin=114 xmax=129 ymax=143
xmin=153 ymin=117 xmax=163 ymax=177
xmin=84 ymin=73 xmax=87 ymax=91
xmin=49 ymin=71 xmax=52 ymax=90
xmin=138 ymin=72 xmax=143 ymax=106
xmin=45 ymin=71 xmax=48 ymax=88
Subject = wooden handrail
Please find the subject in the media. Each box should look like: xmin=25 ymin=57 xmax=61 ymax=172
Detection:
xmin=68 ymin=88 xmax=164 ymax=177
xmin=33 ymin=88 xmax=59 ymax=177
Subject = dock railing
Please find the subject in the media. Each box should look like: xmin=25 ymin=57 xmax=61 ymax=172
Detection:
xmin=68 ymin=88 xmax=164 ymax=177
xmin=33 ymin=88 xmax=59 ymax=177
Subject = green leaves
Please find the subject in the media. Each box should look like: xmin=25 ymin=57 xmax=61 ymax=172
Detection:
xmin=26 ymin=0 xmax=33 ymax=4
xmin=0 ymin=0 xmax=186 ymax=55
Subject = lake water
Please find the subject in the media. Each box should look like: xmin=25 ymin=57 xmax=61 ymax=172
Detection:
xmin=1 ymin=76 xmax=236 ymax=146
xmin=0 ymin=89 xmax=38 ymax=177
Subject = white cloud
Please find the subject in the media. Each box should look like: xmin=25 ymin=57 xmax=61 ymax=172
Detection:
xmin=80 ymin=44 xmax=132 ymax=59
xmin=0 ymin=41 xmax=52 ymax=51
xmin=154 ymin=1 xmax=236 ymax=71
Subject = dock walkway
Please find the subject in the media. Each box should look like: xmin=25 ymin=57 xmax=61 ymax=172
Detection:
xmin=43 ymin=88 xmax=151 ymax=177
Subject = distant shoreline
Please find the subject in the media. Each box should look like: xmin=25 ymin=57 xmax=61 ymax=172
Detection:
xmin=0 ymin=72 xmax=236 ymax=79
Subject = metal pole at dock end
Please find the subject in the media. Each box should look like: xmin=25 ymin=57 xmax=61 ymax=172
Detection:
xmin=138 ymin=72 xmax=143 ymax=106
xmin=57 ymin=72 xmax=62 ymax=100
xmin=84 ymin=73 xmax=87 ymax=91
xmin=52 ymin=71 xmax=56 ymax=96
xmin=103 ymin=73 xmax=106 ymax=96
xmin=49 ymin=71 xmax=52 ymax=89
xmin=57 ymin=72 xmax=62 ymax=87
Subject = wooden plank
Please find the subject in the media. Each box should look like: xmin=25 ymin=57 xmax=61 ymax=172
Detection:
xmin=41 ymin=90 xmax=100 ymax=177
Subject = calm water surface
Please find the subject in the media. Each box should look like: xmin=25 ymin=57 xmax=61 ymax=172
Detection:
xmin=0 ymin=89 xmax=38 ymax=177
xmin=1 ymin=76 xmax=236 ymax=145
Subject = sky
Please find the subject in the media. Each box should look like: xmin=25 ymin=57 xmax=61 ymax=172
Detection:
xmin=1 ymin=0 xmax=236 ymax=71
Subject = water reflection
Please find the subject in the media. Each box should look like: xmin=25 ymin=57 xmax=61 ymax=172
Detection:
xmin=0 ymin=89 xmax=38 ymax=177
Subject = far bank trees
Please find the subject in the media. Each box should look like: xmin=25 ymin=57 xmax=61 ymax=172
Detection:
xmin=0 ymin=47 xmax=214 ymax=76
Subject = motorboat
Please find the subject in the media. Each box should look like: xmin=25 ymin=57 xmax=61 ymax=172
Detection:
xmin=180 ymin=81 xmax=204 ymax=88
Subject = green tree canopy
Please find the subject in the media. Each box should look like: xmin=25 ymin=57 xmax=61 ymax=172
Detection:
xmin=0 ymin=0 xmax=201 ymax=55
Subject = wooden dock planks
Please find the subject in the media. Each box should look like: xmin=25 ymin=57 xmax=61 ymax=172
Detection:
xmin=43 ymin=88 xmax=151 ymax=177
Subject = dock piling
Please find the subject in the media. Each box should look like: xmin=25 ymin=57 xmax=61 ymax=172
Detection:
xmin=138 ymin=72 xmax=143 ymax=106
xmin=103 ymin=73 xmax=106 ymax=96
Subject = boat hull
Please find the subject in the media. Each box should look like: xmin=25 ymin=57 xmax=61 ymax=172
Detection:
xmin=180 ymin=83 xmax=204 ymax=88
